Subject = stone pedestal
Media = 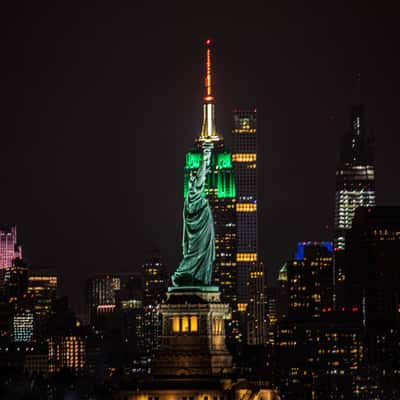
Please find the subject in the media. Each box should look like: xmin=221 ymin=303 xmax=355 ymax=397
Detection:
xmin=153 ymin=287 xmax=233 ymax=376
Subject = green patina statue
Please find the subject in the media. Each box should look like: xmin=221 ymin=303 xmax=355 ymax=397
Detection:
xmin=171 ymin=143 xmax=215 ymax=287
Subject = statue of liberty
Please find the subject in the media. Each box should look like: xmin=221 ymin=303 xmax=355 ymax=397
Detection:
xmin=171 ymin=144 xmax=215 ymax=287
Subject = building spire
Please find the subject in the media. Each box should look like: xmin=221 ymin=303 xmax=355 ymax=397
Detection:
xmin=199 ymin=39 xmax=221 ymax=143
xmin=204 ymin=39 xmax=214 ymax=103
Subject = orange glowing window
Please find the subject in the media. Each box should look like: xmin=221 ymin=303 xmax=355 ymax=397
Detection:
xmin=172 ymin=316 xmax=180 ymax=332
xmin=190 ymin=316 xmax=198 ymax=332
xmin=182 ymin=316 xmax=189 ymax=332
xmin=236 ymin=203 xmax=257 ymax=212
xmin=236 ymin=253 xmax=257 ymax=262
xmin=214 ymin=319 xmax=223 ymax=334
xmin=232 ymin=153 xmax=256 ymax=162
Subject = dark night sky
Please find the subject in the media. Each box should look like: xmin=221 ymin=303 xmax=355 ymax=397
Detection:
xmin=1 ymin=2 xmax=399 ymax=310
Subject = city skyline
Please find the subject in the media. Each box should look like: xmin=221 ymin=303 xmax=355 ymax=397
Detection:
xmin=1 ymin=3 xmax=399 ymax=309
xmin=1 ymin=3 xmax=400 ymax=398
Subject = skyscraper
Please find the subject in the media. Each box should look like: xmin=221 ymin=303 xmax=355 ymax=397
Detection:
xmin=183 ymin=40 xmax=238 ymax=342
xmin=85 ymin=274 xmax=121 ymax=325
xmin=276 ymin=310 xmax=364 ymax=399
xmin=0 ymin=261 xmax=28 ymax=304
xmin=142 ymin=250 xmax=168 ymax=305
xmin=0 ymin=225 xmax=22 ymax=269
xmin=334 ymin=104 xmax=375 ymax=306
xmin=232 ymin=109 xmax=265 ymax=345
xmin=346 ymin=207 xmax=400 ymax=329
xmin=287 ymin=242 xmax=333 ymax=320
xmin=265 ymin=286 xmax=278 ymax=345
xmin=334 ymin=104 xmax=375 ymax=250
xmin=27 ymin=267 xmax=58 ymax=319
xmin=48 ymin=335 xmax=86 ymax=373
xmin=142 ymin=250 xmax=168 ymax=358
xmin=12 ymin=309 xmax=34 ymax=342
xmin=276 ymin=243 xmax=363 ymax=399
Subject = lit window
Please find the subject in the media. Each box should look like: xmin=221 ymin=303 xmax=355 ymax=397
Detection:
xmin=214 ymin=319 xmax=223 ymax=334
xmin=190 ymin=316 xmax=198 ymax=332
xmin=182 ymin=316 xmax=189 ymax=332
xmin=172 ymin=316 xmax=180 ymax=332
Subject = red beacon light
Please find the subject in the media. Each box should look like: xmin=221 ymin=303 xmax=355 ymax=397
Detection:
xmin=206 ymin=39 xmax=212 ymax=45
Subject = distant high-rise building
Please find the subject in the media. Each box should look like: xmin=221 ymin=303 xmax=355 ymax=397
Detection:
xmin=346 ymin=207 xmax=400 ymax=329
xmin=0 ymin=261 xmax=28 ymax=304
xmin=276 ymin=242 xmax=364 ymax=400
xmin=334 ymin=105 xmax=375 ymax=250
xmin=343 ymin=207 xmax=400 ymax=395
xmin=276 ymin=310 xmax=364 ymax=399
xmin=85 ymin=274 xmax=121 ymax=324
xmin=142 ymin=250 xmax=168 ymax=304
xmin=142 ymin=250 xmax=168 ymax=358
xmin=48 ymin=335 xmax=86 ymax=373
xmin=12 ymin=309 xmax=34 ymax=342
xmin=47 ymin=297 xmax=86 ymax=373
xmin=27 ymin=266 xmax=58 ymax=338
xmin=0 ymin=225 xmax=22 ymax=269
xmin=334 ymin=105 xmax=375 ymax=301
xmin=248 ymin=261 xmax=266 ymax=345
xmin=286 ymin=242 xmax=333 ymax=320
xmin=183 ymin=40 xmax=238 ymax=343
xmin=232 ymin=109 xmax=265 ymax=345
xmin=265 ymin=286 xmax=278 ymax=345
xmin=277 ymin=263 xmax=288 ymax=322
xmin=27 ymin=267 xmax=58 ymax=319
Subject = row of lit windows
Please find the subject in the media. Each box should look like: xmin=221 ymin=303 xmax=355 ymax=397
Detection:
xmin=171 ymin=316 xmax=198 ymax=333
xmin=28 ymin=276 xmax=57 ymax=283
xmin=236 ymin=253 xmax=257 ymax=262
xmin=236 ymin=203 xmax=257 ymax=212
xmin=232 ymin=153 xmax=257 ymax=162
xmin=373 ymin=229 xmax=400 ymax=236
xmin=148 ymin=396 xmax=224 ymax=400
xmin=232 ymin=128 xmax=256 ymax=133
xmin=250 ymin=271 xmax=263 ymax=278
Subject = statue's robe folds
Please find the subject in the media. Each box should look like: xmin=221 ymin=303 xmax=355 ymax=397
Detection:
xmin=172 ymin=165 xmax=215 ymax=287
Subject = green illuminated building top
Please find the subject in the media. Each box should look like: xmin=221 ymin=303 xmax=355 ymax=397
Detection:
xmin=184 ymin=151 xmax=236 ymax=199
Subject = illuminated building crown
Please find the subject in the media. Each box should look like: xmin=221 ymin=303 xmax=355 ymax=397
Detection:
xmin=198 ymin=39 xmax=221 ymax=143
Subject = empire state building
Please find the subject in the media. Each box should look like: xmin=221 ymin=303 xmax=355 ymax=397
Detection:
xmin=183 ymin=40 xmax=240 ymax=343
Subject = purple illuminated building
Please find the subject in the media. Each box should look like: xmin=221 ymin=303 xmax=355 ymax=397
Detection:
xmin=0 ymin=225 xmax=22 ymax=269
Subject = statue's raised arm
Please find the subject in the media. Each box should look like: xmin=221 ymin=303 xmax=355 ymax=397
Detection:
xmin=171 ymin=143 xmax=215 ymax=287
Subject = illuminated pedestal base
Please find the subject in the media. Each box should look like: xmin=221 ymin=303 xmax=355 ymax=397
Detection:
xmin=152 ymin=287 xmax=232 ymax=376
xmin=113 ymin=288 xmax=281 ymax=400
